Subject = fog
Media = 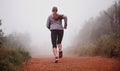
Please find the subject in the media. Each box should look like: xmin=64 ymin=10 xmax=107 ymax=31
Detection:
xmin=0 ymin=0 xmax=114 ymax=57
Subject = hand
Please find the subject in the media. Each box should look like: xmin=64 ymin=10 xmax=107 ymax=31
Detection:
xmin=64 ymin=26 xmax=67 ymax=29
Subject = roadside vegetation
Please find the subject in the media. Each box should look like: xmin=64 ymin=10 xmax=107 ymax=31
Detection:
xmin=0 ymin=20 xmax=31 ymax=71
xmin=68 ymin=1 xmax=120 ymax=58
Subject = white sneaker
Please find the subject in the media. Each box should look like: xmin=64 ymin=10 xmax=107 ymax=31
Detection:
xmin=54 ymin=57 xmax=59 ymax=63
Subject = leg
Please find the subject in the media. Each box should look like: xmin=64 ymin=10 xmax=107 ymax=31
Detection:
xmin=51 ymin=30 xmax=57 ymax=57
xmin=51 ymin=30 xmax=59 ymax=63
xmin=53 ymin=48 xmax=57 ymax=57
xmin=58 ymin=44 xmax=62 ymax=51
xmin=57 ymin=30 xmax=64 ymax=58
xmin=57 ymin=30 xmax=64 ymax=51
xmin=53 ymin=48 xmax=59 ymax=63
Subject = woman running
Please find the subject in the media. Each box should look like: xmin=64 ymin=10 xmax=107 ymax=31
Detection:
xmin=46 ymin=7 xmax=67 ymax=63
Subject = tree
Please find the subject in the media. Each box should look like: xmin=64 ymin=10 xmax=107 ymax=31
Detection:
xmin=68 ymin=0 xmax=120 ymax=57
xmin=0 ymin=19 xmax=3 ymax=48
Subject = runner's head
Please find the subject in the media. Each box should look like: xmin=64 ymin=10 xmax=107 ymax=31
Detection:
xmin=52 ymin=6 xmax=58 ymax=14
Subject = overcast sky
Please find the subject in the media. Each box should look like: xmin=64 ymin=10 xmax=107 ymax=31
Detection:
xmin=0 ymin=0 xmax=114 ymax=56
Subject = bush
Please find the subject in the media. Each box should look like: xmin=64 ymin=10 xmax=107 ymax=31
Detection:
xmin=72 ymin=32 xmax=120 ymax=58
xmin=0 ymin=33 xmax=31 ymax=71
xmin=0 ymin=47 xmax=31 ymax=71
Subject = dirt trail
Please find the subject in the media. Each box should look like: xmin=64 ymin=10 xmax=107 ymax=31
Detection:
xmin=20 ymin=57 xmax=120 ymax=71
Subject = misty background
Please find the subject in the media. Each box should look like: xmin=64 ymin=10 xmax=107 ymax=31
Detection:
xmin=0 ymin=0 xmax=115 ymax=57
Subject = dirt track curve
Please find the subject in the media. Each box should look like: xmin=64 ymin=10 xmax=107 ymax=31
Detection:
xmin=20 ymin=57 xmax=120 ymax=71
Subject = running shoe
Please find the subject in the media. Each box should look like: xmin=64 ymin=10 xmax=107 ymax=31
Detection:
xmin=59 ymin=51 xmax=63 ymax=58
xmin=54 ymin=57 xmax=59 ymax=63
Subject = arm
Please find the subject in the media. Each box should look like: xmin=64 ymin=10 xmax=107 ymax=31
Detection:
xmin=62 ymin=15 xmax=67 ymax=29
xmin=46 ymin=16 xmax=51 ymax=29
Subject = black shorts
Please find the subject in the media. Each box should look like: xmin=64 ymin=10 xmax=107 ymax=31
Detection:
xmin=51 ymin=30 xmax=64 ymax=48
